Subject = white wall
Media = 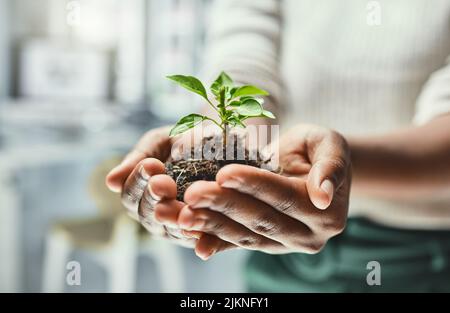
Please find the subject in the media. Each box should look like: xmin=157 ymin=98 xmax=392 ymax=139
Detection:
xmin=10 ymin=0 xmax=52 ymax=38
xmin=0 ymin=0 xmax=54 ymax=100
xmin=0 ymin=0 xmax=11 ymax=99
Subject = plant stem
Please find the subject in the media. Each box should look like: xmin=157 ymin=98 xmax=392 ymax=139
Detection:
xmin=206 ymin=99 xmax=220 ymax=113
xmin=218 ymin=88 xmax=229 ymax=155
xmin=223 ymin=123 xmax=228 ymax=153
xmin=204 ymin=117 xmax=224 ymax=131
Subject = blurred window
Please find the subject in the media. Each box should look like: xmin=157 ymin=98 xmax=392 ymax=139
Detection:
xmin=2 ymin=0 xmax=212 ymax=120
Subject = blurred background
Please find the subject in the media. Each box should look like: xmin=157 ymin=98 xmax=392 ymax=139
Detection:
xmin=0 ymin=0 xmax=247 ymax=292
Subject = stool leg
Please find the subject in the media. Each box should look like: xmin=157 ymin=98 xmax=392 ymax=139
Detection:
xmin=108 ymin=245 xmax=137 ymax=293
xmin=153 ymin=240 xmax=185 ymax=292
xmin=108 ymin=225 xmax=138 ymax=293
xmin=42 ymin=230 xmax=72 ymax=293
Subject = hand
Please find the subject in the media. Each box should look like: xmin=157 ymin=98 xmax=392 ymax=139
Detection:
xmin=105 ymin=126 xmax=234 ymax=251
xmin=178 ymin=125 xmax=351 ymax=258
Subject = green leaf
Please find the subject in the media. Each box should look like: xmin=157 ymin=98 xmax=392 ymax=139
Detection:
xmin=169 ymin=114 xmax=206 ymax=137
xmin=240 ymin=96 xmax=265 ymax=106
xmin=239 ymin=96 xmax=254 ymax=102
xmin=233 ymin=85 xmax=269 ymax=98
xmin=167 ymin=75 xmax=208 ymax=100
xmin=211 ymin=72 xmax=233 ymax=97
xmin=229 ymin=87 xmax=239 ymax=98
xmin=228 ymin=100 xmax=242 ymax=107
xmin=236 ymin=99 xmax=263 ymax=117
xmin=262 ymin=110 xmax=276 ymax=119
xmin=227 ymin=115 xmax=247 ymax=128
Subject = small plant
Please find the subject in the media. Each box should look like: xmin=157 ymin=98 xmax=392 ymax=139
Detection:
xmin=167 ymin=71 xmax=275 ymax=143
xmin=165 ymin=71 xmax=276 ymax=200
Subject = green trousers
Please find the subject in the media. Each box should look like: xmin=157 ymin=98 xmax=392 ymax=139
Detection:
xmin=245 ymin=218 xmax=450 ymax=292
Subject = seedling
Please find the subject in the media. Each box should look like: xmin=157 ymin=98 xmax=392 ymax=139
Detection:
xmin=167 ymin=71 xmax=275 ymax=145
xmin=165 ymin=71 xmax=276 ymax=200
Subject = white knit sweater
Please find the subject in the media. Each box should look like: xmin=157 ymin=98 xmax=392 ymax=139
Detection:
xmin=203 ymin=0 xmax=450 ymax=229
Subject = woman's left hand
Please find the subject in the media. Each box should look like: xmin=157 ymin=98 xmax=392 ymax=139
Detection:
xmin=178 ymin=125 xmax=352 ymax=259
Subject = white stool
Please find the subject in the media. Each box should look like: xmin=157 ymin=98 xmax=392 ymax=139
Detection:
xmin=42 ymin=213 xmax=186 ymax=293
xmin=42 ymin=157 xmax=186 ymax=292
xmin=139 ymin=233 xmax=186 ymax=293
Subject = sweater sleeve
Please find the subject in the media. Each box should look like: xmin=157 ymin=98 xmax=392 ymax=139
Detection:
xmin=414 ymin=54 xmax=450 ymax=125
xmin=201 ymin=0 xmax=284 ymax=115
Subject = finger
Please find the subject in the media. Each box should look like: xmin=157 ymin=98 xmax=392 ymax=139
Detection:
xmin=153 ymin=199 xmax=185 ymax=227
xmin=195 ymin=234 xmax=236 ymax=261
xmin=178 ymin=205 xmax=286 ymax=254
xmin=149 ymin=178 xmax=204 ymax=242
xmin=216 ymin=164 xmax=308 ymax=218
xmin=184 ymin=181 xmax=313 ymax=249
xmin=139 ymin=174 xmax=177 ymax=230
xmin=142 ymin=199 xmax=196 ymax=241
xmin=148 ymin=174 xmax=177 ymax=200
xmin=106 ymin=150 xmax=148 ymax=193
xmin=106 ymin=128 xmax=171 ymax=192
xmin=121 ymin=158 xmax=165 ymax=217
xmin=306 ymin=133 xmax=350 ymax=210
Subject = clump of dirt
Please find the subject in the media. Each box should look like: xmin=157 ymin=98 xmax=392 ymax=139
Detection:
xmin=165 ymin=134 xmax=275 ymax=201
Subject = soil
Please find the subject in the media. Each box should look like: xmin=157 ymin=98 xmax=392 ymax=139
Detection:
xmin=165 ymin=134 xmax=275 ymax=201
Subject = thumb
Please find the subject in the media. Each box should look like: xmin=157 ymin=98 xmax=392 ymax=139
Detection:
xmin=106 ymin=127 xmax=172 ymax=192
xmin=106 ymin=150 xmax=148 ymax=193
xmin=306 ymin=157 xmax=348 ymax=210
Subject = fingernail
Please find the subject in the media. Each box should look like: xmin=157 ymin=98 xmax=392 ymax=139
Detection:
xmin=148 ymin=184 xmax=161 ymax=201
xmin=139 ymin=165 xmax=150 ymax=180
xmin=182 ymin=230 xmax=199 ymax=239
xmin=107 ymin=182 xmax=121 ymax=193
xmin=319 ymin=179 xmax=334 ymax=207
xmin=183 ymin=218 xmax=206 ymax=231
xmin=197 ymin=249 xmax=215 ymax=261
xmin=220 ymin=179 xmax=239 ymax=188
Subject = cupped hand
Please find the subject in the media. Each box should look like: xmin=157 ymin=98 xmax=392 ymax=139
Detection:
xmin=105 ymin=126 xmax=234 ymax=252
xmin=178 ymin=125 xmax=352 ymax=258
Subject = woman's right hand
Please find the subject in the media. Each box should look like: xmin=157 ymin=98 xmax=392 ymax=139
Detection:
xmin=105 ymin=126 xmax=235 ymax=255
